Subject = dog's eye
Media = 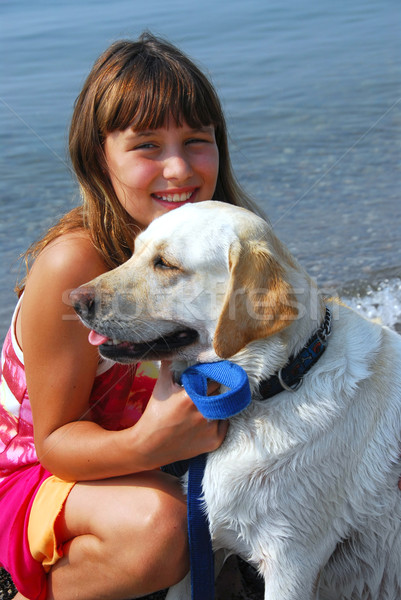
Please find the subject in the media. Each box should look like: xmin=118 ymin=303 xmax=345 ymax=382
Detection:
xmin=154 ymin=255 xmax=178 ymax=270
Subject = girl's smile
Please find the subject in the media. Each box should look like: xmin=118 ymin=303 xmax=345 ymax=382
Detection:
xmin=104 ymin=121 xmax=219 ymax=228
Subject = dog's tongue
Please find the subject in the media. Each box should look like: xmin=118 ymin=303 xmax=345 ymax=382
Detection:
xmin=88 ymin=330 xmax=110 ymax=346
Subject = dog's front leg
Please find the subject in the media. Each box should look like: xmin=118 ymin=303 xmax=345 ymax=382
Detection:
xmin=261 ymin=555 xmax=321 ymax=600
xmin=263 ymin=575 xmax=320 ymax=600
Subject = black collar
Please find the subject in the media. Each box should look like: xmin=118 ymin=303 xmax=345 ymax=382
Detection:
xmin=258 ymin=307 xmax=332 ymax=400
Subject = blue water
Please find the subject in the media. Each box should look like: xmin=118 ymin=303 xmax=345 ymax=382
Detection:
xmin=1 ymin=0 xmax=400 ymax=341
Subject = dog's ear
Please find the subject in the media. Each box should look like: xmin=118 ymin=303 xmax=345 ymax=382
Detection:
xmin=213 ymin=238 xmax=298 ymax=358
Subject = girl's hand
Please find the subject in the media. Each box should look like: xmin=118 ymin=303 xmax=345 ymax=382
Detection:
xmin=132 ymin=361 xmax=228 ymax=470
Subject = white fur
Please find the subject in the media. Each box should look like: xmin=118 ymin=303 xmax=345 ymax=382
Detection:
xmin=77 ymin=202 xmax=401 ymax=600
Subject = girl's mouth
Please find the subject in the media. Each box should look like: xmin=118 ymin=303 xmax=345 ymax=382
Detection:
xmin=152 ymin=189 xmax=196 ymax=204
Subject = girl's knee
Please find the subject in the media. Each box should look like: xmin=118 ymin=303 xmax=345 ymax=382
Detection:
xmin=139 ymin=481 xmax=189 ymax=582
xmin=112 ymin=483 xmax=189 ymax=590
xmin=141 ymin=483 xmax=189 ymax=563
xmin=61 ymin=473 xmax=189 ymax=591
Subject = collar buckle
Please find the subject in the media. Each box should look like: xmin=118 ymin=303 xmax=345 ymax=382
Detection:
xmin=278 ymin=368 xmax=303 ymax=393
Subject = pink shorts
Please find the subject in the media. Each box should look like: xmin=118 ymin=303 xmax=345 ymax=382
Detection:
xmin=0 ymin=464 xmax=74 ymax=600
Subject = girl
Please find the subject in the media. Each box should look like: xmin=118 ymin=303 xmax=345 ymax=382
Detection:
xmin=0 ymin=32 xmax=263 ymax=600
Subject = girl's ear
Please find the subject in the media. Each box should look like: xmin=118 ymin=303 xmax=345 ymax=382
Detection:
xmin=213 ymin=239 xmax=298 ymax=358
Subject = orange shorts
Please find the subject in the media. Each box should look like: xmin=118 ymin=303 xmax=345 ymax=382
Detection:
xmin=27 ymin=476 xmax=75 ymax=572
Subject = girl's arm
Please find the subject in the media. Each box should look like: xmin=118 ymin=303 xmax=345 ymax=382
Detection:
xmin=21 ymin=233 xmax=226 ymax=482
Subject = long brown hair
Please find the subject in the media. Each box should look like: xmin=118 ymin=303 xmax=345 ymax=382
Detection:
xmin=16 ymin=32 xmax=264 ymax=295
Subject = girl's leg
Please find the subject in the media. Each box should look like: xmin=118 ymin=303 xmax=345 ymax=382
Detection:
xmin=47 ymin=470 xmax=188 ymax=600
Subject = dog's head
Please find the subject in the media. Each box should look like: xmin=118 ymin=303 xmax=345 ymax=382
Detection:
xmin=70 ymin=201 xmax=320 ymax=364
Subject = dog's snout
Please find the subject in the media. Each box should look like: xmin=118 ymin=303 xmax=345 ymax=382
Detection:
xmin=70 ymin=286 xmax=97 ymax=319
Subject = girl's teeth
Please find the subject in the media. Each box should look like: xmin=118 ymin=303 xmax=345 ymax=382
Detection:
xmin=159 ymin=191 xmax=193 ymax=202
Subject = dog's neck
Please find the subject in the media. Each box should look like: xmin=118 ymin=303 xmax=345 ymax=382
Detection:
xmin=231 ymin=294 xmax=327 ymax=392
xmin=172 ymin=297 xmax=327 ymax=395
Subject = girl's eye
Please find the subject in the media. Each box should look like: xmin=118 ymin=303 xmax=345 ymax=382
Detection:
xmin=186 ymin=137 xmax=211 ymax=146
xmin=153 ymin=255 xmax=178 ymax=270
xmin=133 ymin=142 xmax=157 ymax=150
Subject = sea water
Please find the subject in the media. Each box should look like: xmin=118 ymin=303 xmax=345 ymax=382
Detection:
xmin=1 ymin=0 xmax=400 ymax=341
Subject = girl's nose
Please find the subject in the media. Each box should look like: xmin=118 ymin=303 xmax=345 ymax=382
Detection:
xmin=163 ymin=152 xmax=193 ymax=182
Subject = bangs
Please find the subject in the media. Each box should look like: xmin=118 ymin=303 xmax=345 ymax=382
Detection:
xmin=98 ymin=44 xmax=222 ymax=135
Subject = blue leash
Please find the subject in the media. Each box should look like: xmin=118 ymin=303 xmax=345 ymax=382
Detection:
xmin=180 ymin=361 xmax=251 ymax=419
xmin=179 ymin=361 xmax=252 ymax=600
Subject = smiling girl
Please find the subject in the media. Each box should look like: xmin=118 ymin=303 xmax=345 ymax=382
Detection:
xmin=104 ymin=122 xmax=219 ymax=227
xmin=0 ymin=33 xmax=263 ymax=600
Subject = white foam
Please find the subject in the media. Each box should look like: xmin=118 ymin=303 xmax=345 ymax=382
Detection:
xmin=341 ymin=278 xmax=401 ymax=332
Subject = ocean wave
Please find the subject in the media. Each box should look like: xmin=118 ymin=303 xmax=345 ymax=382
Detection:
xmin=340 ymin=277 xmax=401 ymax=333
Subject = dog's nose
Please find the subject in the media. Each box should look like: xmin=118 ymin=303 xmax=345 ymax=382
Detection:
xmin=69 ymin=286 xmax=97 ymax=319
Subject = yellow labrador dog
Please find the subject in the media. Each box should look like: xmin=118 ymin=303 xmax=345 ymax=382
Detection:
xmin=71 ymin=201 xmax=401 ymax=600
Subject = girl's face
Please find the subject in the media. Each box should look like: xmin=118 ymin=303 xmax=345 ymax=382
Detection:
xmin=104 ymin=120 xmax=219 ymax=229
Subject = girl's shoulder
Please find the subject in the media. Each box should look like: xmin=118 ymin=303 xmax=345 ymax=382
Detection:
xmin=18 ymin=229 xmax=109 ymax=356
xmin=28 ymin=229 xmax=108 ymax=290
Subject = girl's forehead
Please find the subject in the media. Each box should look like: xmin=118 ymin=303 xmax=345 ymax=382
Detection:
xmin=103 ymin=102 xmax=215 ymax=137
xmin=101 ymin=72 xmax=220 ymax=134
xmin=125 ymin=109 xmax=214 ymax=132
xmin=126 ymin=119 xmax=215 ymax=134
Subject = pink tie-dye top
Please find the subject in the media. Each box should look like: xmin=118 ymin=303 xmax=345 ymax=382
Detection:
xmin=0 ymin=299 xmax=158 ymax=483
